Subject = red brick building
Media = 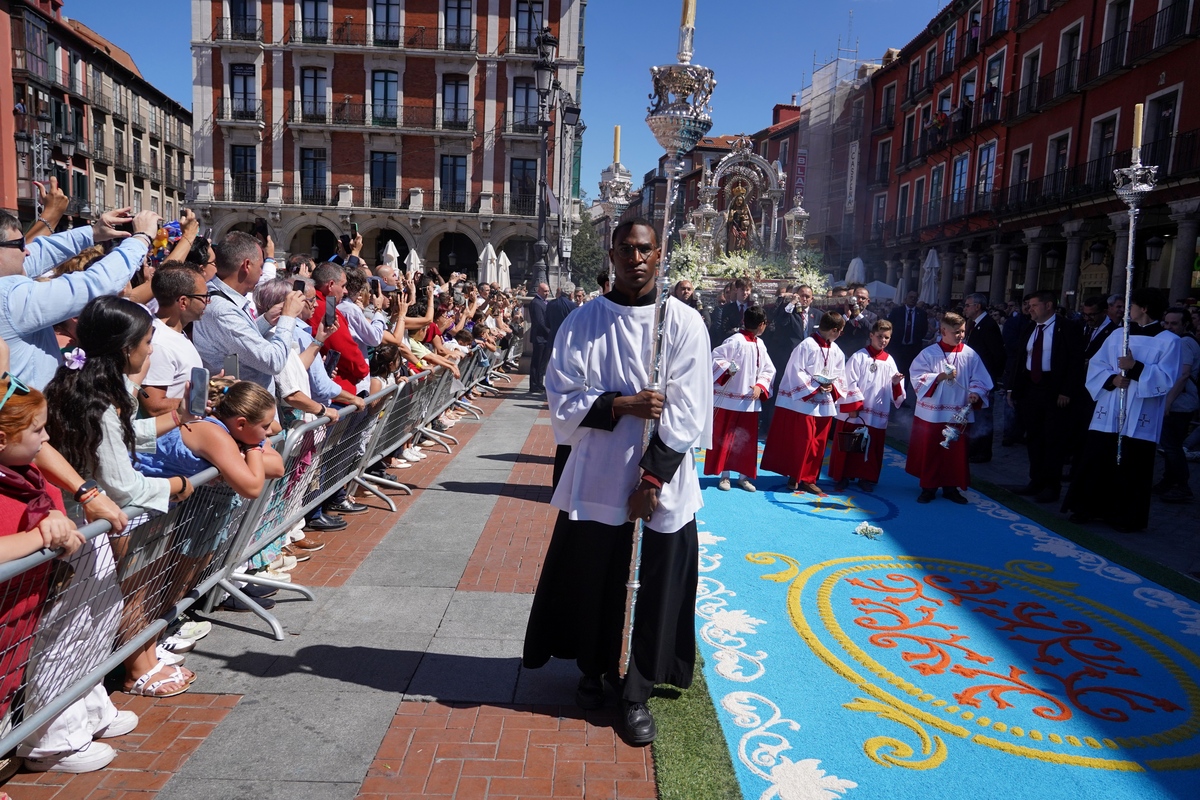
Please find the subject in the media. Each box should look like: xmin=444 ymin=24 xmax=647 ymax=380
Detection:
xmin=190 ymin=0 xmax=584 ymax=287
xmin=862 ymin=0 xmax=1200 ymax=307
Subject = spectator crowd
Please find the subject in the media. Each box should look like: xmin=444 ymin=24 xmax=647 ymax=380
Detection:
xmin=0 ymin=178 xmax=525 ymax=778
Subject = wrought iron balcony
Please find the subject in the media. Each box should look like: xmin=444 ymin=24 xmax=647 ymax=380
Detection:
xmin=367 ymin=187 xmax=404 ymax=209
xmin=217 ymin=99 xmax=264 ymax=124
xmin=1015 ymin=0 xmax=1051 ymax=30
xmin=505 ymin=110 xmax=541 ymax=134
xmin=213 ymin=16 xmax=264 ymax=43
xmin=216 ymin=175 xmax=266 ymax=203
xmin=283 ymin=183 xmax=335 ymax=206
xmin=1128 ymin=1 xmax=1191 ymax=64
xmin=984 ymin=0 xmax=1011 ymax=40
xmin=89 ymin=86 xmax=110 ymax=111
xmin=1075 ymin=31 xmax=1129 ymax=89
xmin=496 ymin=193 xmax=537 ymax=216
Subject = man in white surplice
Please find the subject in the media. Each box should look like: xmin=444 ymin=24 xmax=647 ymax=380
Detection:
xmin=522 ymin=218 xmax=712 ymax=747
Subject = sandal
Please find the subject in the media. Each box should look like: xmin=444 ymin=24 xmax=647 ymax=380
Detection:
xmin=125 ymin=661 xmax=192 ymax=697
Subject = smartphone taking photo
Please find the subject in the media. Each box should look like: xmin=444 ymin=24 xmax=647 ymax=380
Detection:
xmin=324 ymin=351 xmax=341 ymax=377
xmin=324 ymin=296 xmax=337 ymax=330
xmin=187 ymin=367 xmax=210 ymax=417
xmin=222 ymin=354 xmax=240 ymax=380
xmin=293 ymin=279 xmax=306 ymax=292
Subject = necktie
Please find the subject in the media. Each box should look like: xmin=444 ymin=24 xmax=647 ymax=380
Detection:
xmin=904 ymin=308 xmax=914 ymax=344
xmin=1031 ymin=323 xmax=1045 ymax=383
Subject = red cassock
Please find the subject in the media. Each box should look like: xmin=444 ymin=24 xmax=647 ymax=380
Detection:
xmin=827 ymin=420 xmax=888 ymax=483
xmin=904 ymin=417 xmax=970 ymax=489
xmin=705 ymin=408 xmax=761 ymax=478
xmin=760 ymin=408 xmax=832 ymax=483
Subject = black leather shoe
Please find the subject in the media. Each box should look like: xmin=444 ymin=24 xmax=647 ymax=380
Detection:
xmin=942 ymin=487 xmax=969 ymax=505
xmin=304 ymin=512 xmax=347 ymax=531
xmin=324 ymin=500 xmax=368 ymax=515
xmin=575 ymin=675 xmax=605 ymax=710
xmin=917 ymin=489 xmax=936 ymax=504
xmin=621 ymin=700 xmax=657 ymax=745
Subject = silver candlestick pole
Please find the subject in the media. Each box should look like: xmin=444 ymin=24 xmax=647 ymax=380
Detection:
xmin=617 ymin=0 xmax=714 ymax=681
xmin=1112 ymin=114 xmax=1158 ymax=466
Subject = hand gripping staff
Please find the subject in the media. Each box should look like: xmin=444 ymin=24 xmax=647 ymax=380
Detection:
xmin=618 ymin=0 xmax=715 ymax=679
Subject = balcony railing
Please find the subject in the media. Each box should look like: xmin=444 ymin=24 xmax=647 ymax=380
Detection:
xmin=213 ymin=16 xmax=264 ymax=42
xmin=505 ymin=110 xmax=541 ymax=134
xmin=1128 ymin=1 xmax=1191 ymax=63
xmin=873 ymin=106 xmax=896 ymax=132
xmin=92 ymin=146 xmax=113 ymax=164
xmin=131 ymin=111 xmax=145 ymax=130
xmin=1015 ymin=0 xmax=1051 ymax=29
xmin=873 ymin=160 xmax=892 ymax=184
xmin=985 ymin=0 xmax=1011 ymax=40
xmin=148 ymin=118 xmax=164 ymax=139
xmin=287 ymin=19 xmax=369 ymax=46
xmin=959 ymin=32 xmax=981 ymax=64
xmin=434 ymin=190 xmax=471 ymax=213
xmin=89 ymin=86 xmax=110 ymax=111
xmin=367 ymin=187 xmax=404 ymax=209
xmin=904 ymin=72 xmax=927 ymax=104
xmin=925 ymin=196 xmax=944 ymax=227
xmin=313 ymin=103 xmax=475 ymax=132
xmin=977 ymin=90 xmax=1003 ymax=126
xmin=216 ymin=176 xmax=266 ymax=203
xmin=1076 ymin=31 xmax=1129 ymax=87
xmin=133 ymin=161 xmax=150 ymax=179
xmin=1035 ymin=60 xmax=1079 ymax=107
xmin=111 ymin=96 xmax=127 ymax=120
xmin=1004 ymin=81 xmax=1042 ymax=122
xmin=217 ymin=98 xmax=264 ymax=123
xmin=496 ymin=193 xmax=537 ymax=216
xmin=113 ymin=151 xmax=130 ymax=171
xmin=283 ymin=183 xmax=335 ymax=206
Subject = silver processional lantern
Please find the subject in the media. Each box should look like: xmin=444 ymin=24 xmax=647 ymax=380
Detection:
xmin=618 ymin=0 xmax=716 ymax=680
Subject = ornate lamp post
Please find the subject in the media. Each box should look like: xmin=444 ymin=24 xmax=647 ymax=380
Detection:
xmin=783 ymin=195 xmax=810 ymax=272
xmin=618 ymin=0 xmax=715 ymax=680
xmin=1112 ymin=103 xmax=1158 ymax=464
xmin=532 ymin=28 xmax=559 ymax=286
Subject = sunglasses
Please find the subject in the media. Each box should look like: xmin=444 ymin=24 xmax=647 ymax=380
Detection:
xmin=0 ymin=372 xmax=31 ymax=412
xmin=1 ymin=236 xmax=27 ymax=250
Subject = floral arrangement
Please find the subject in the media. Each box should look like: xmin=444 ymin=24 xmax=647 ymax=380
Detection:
xmin=854 ymin=521 xmax=883 ymax=540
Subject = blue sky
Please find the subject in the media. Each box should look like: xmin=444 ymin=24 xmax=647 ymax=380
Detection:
xmin=64 ymin=0 xmax=936 ymax=198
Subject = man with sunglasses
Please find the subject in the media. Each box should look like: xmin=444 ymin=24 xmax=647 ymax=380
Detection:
xmin=0 ymin=208 xmax=159 ymax=390
xmin=523 ymin=218 xmax=712 ymax=746
xmin=140 ymin=265 xmax=211 ymax=417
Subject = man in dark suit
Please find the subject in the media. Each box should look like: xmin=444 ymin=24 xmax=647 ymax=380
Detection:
xmin=1081 ymin=295 xmax=1117 ymax=361
xmin=1004 ymin=290 xmax=1085 ymax=503
xmin=886 ymin=290 xmax=927 ymax=378
xmin=762 ymin=284 xmax=818 ymax=432
xmin=545 ymin=281 xmax=577 ymax=344
xmin=712 ymin=278 xmax=751 ymax=344
xmin=528 ymin=281 xmax=551 ymax=392
xmin=963 ymin=293 xmax=1006 ymax=462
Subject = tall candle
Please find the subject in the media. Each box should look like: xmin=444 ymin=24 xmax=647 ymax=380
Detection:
xmin=1132 ymin=103 xmax=1144 ymax=150
xmin=681 ymin=0 xmax=696 ymax=28
xmin=614 ymin=125 xmax=621 ymax=163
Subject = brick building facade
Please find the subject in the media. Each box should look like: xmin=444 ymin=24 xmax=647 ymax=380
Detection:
xmin=190 ymin=0 xmax=585 ymax=287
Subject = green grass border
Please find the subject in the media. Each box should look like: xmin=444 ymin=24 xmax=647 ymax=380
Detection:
xmin=886 ymin=435 xmax=1200 ymax=603
xmin=650 ymin=651 xmax=743 ymax=800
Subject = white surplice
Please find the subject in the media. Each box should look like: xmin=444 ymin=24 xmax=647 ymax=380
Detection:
xmin=911 ymin=342 xmax=993 ymax=424
xmin=1086 ymin=327 xmax=1181 ymax=442
xmin=548 ymin=294 xmax=713 ymax=533
xmin=775 ymin=335 xmax=847 ymax=417
xmin=712 ymin=332 xmax=776 ymax=412
xmin=838 ymin=348 xmax=906 ymax=428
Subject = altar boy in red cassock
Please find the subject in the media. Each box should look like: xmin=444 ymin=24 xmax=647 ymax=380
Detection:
xmin=705 ymin=305 xmax=775 ymax=492
xmin=904 ymin=312 xmax=993 ymax=504
xmin=761 ymin=312 xmax=857 ymax=496
xmin=830 ymin=319 xmax=906 ymax=493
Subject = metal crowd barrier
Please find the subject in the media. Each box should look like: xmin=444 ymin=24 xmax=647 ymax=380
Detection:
xmin=0 ymin=348 xmax=507 ymax=756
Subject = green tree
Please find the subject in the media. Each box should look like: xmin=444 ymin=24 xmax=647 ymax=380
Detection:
xmin=568 ymin=207 xmax=607 ymax=291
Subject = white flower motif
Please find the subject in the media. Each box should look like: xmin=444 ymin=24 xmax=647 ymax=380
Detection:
xmin=764 ymin=758 xmax=858 ymax=800
xmin=710 ymin=608 xmax=767 ymax=636
xmin=698 ymin=529 xmax=726 ymax=546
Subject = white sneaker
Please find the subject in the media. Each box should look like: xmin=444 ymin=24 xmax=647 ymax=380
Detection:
xmin=261 ymin=569 xmax=293 ymax=583
xmin=160 ymin=634 xmax=195 ymax=654
xmin=402 ymin=448 xmax=423 ymax=462
xmin=178 ymin=620 xmax=212 ymax=641
xmin=269 ymin=554 xmax=298 ymax=572
xmin=392 ymin=460 xmax=412 ymax=469
xmin=156 ymin=645 xmax=187 ymax=666
xmin=94 ymin=710 xmax=139 ymax=739
xmin=25 ymin=742 xmax=116 ymax=773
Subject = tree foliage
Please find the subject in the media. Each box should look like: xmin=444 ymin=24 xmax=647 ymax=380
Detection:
xmin=568 ymin=207 xmax=607 ymax=291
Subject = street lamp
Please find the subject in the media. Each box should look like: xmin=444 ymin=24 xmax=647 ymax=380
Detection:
xmin=1045 ymin=249 xmax=1061 ymax=272
xmin=1089 ymin=240 xmax=1108 ymax=266
xmin=1145 ymin=236 xmax=1165 ymax=263
xmin=532 ymin=27 xmax=559 ymax=286
xmin=783 ymin=196 xmax=810 ymax=270
xmin=59 ymin=134 xmax=76 ymax=160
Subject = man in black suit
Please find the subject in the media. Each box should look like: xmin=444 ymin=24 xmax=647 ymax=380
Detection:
xmin=545 ymin=281 xmax=577 ymax=343
xmin=1004 ymin=290 xmax=1085 ymax=503
xmin=762 ymin=284 xmax=817 ymax=431
xmin=963 ymin=293 xmax=1006 ymax=462
xmin=712 ymin=278 xmax=751 ymax=344
xmin=1081 ymin=295 xmax=1117 ymax=361
xmin=886 ymin=290 xmax=927 ymax=378
xmin=528 ymin=281 xmax=551 ymax=392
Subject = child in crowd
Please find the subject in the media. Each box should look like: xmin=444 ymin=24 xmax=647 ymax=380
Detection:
xmin=830 ymin=319 xmax=906 ymax=493
xmin=905 ymin=312 xmax=993 ymax=504
xmin=705 ymin=305 xmax=775 ymax=492
xmin=761 ymin=312 xmax=855 ymax=496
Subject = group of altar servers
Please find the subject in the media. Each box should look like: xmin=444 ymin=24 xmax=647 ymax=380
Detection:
xmin=704 ymin=307 xmax=994 ymax=503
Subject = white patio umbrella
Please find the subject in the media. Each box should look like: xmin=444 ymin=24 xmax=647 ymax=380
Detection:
xmin=918 ymin=248 xmax=940 ymax=306
xmin=497 ymin=251 xmax=512 ymax=292
xmin=894 ymin=276 xmax=908 ymax=303
xmin=865 ymin=280 xmax=896 ymax=302
xmin=381 ymin=239 xmax=401 ymax=270
xmin=844 ymin=257 xmax=867 ymax=285
xmin=478 ymin=243 xmax=499 ymax=285
xmin=403 ymin=249 xmax=422 ymax=276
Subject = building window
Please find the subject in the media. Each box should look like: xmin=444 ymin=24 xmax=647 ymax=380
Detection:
xmin=72 ymin=171 xmax=86 ymax=202
xmin=302 ymin=0 xmax=329 ymax=42
xmin=92 ymin=117 xmax=105 ymax=150
xmin=896 ymin=184 xmax=910 ymax=235
xmin=133 ymin=138 xmax=142 ymax=165
xmin=511 ymin=158 xmax=537 ymax=214
xmin=165 ymin=200 xmax=174 ymax=220
xmin=872 ymin=195 xmax=886 ymax=236
xmin=231 ymin=64 xmax=256 ymax=119
xmin=93 ymin=177 xmax=105 ymax=211
xmin=513 ymin=78 xmax=537 ymax=131
xmin=165 ymin=152 xmax=173 ymax=183
xmin=1089 ymin=117 xmax=1117 ymax=186
xmin=440 ymin=154 xmax=467 ymax=210
xmin=778 ymin=139 xmax=789 ymax=172
xmin=372 ymin=71 xmax=399 ymax=125
xmin=913 ymin=177 xmax=925 ymax=228
xmin=950 ymin=153 xmax=969 ymax=215
xmin=374 ymin=0 xmax=402 ymax=45
xmin=301 ymin=68 xmax=328 ymax=120
xmin=114 ymin=127 xmax=125 ymax=161
xmin=114 ymin=183 xmax=125 ymax=207
xmin=133 ymin=189 xmax=143 ymax=213
xmin=230 ymin=0 xmax=257 ymax=38
xmin=442 ymin=76 xmax=470 ymax=129
xmin=515 ymin=1 xmax=544 ymax=52
xmin=151 ymin=196 xmax=159 ymax=216
xmin=943 ymin=25 xmax=957 ymax=71
xmin=929 ymin=163 xmax=945 ymax=223
xmin=445 ymin=0 xmax=472 ymax=50
xmin=231 ymin=144 xmax=257 ymax=201
xmin=300 ymin=147 xmax=327 ymax=203
xmin=370 ymin=151 xmax=398 ymax=206
xmin=976 ymin=141 xmax=996 ymax=210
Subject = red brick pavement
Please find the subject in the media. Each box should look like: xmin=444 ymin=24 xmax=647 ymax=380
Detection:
xmin=358 ymin=701 xmax=656 ymax=800
xmin=2 ymin=692 xmax=238 ymax=800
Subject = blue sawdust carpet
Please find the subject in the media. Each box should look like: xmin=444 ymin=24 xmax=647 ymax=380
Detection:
xmin=693 ymin=444 xmax=1200 ymax=799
